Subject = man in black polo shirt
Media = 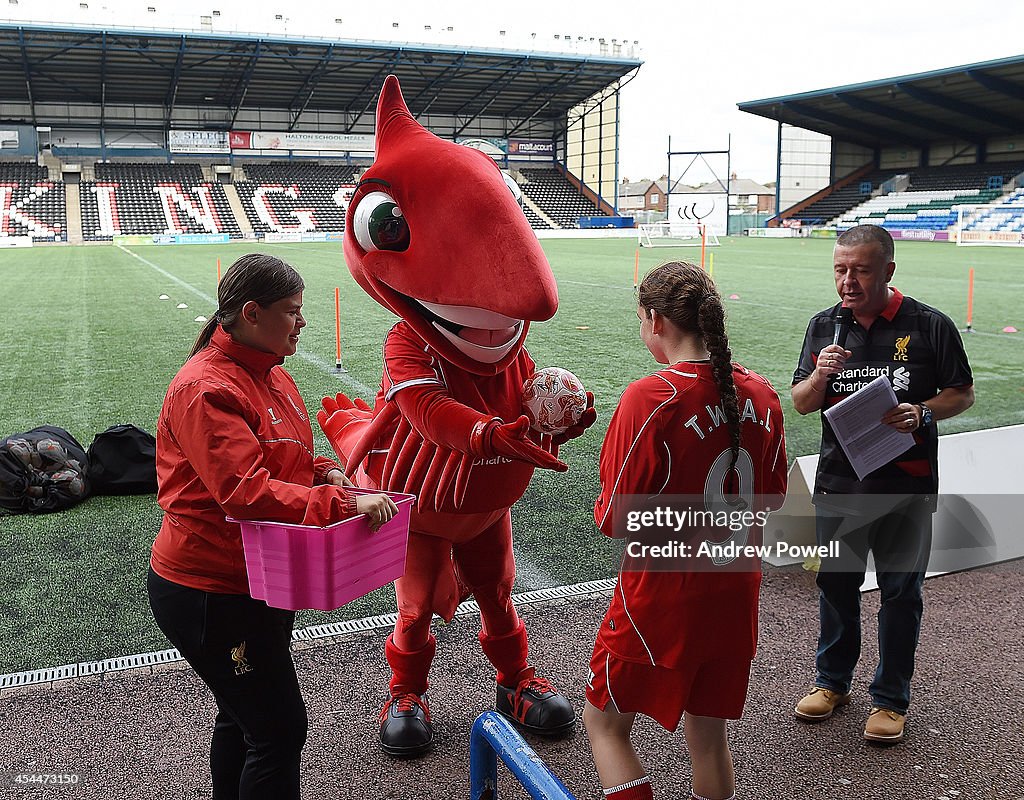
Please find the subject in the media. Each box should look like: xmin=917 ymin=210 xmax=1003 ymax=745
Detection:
xmin=790 ymin=224 xmax=974 ymax=743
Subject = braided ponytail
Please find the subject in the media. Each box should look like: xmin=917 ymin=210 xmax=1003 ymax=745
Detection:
xmin=638 ymin=261 xmax=742 ymax=474
xmin=697 ymin=293 xmax=741 ymax=475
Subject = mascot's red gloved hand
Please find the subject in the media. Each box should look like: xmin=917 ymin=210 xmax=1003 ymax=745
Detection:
xmin=317 ymin=393 xmax=372 ymax=442
xmin=471 ymin=415 xmax=568 ymax=472
xmin=552 ymin=391 xmax=596 ymax=447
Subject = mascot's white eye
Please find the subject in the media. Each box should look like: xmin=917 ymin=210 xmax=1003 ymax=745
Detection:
xmin=502 ymin=172 xmax=524 ymax=207
xmin=352 ymin=190 xmax=410 ymax=252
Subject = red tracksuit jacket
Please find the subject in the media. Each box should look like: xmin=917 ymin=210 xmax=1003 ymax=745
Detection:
xmin=152 ymin=326 xmax=356 ymax=594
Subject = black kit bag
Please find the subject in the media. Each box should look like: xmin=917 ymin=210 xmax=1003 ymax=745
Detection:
xmin=0 ymin=426 xmax=91 ymax=514
xmin=86 ymin=424 xmax=158 ymax=495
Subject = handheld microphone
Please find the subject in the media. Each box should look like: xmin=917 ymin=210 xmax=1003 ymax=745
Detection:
xmin=832 ymin=306 xmax=853 ymax=349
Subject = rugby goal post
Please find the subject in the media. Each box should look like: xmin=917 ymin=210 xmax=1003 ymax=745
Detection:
xmin=638 ymin=221 xmax=721 ymax=248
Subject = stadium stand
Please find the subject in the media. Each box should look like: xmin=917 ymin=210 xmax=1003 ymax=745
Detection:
xmin=518 ymin=167 xmax=609 ymax=228
xmin=521 ymin=203 xmax=554 ymax=229
xmin=835 ymin=187 xmax=1004 ymax=231
xmin=962 ymin=188 xmax=1024 ymax=233
xmin=740 ymin=54 xmax=1024 ymax=242
xmin=897 ymin=162 xmax=1024 ymax=192
xmin=79 ymin=162 xmax=241 ymax=241
xmin=234 ymin=162 xmax=361 ymax=235
xmin=787 ymin=169 xmax=893 ymax=225
xmin=790 ymin=162 xmax=1024 ymax=232
xmin=0 ymin=160 xmax=67 ymax=242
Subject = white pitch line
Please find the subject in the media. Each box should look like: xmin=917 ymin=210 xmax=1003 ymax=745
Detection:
xmin=558 ymin=279 xmax=809 ymax=313
xmin=262 ymin=242 xmax=343 ymax=256
xmin=116 ymin=242 xmax=217 ymax=305
xmin=513 ymin=556 xmax=562 ymax=592
xmin=116 ymin=244 xmax=377 ymax=394
xmin=560 ymin=280 xmax=634 ymax=290
xmin=963 ymin=330 xmax=1024 ymax=342
xmin=727 ymin=298 xmax=806 ymax=312
xmin=294 ymin=349 xmax=376 ymax=397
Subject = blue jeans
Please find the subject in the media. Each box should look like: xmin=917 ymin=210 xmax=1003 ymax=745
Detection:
xmin=813 ymin=497 xmax=932 ymax=714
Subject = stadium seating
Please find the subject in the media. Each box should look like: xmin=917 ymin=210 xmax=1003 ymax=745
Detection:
xmin=961 ymin=188 xmax=1024 ymax=233
xmin=521 ymin=204 xmax=553 ymax=229
xmin=0 ymin=160 xmax=67 ymax=242
xmin=789 ymin=162 xmax=1024 ymax=231
xmin=79 ymin=162 xmax=242 ymax=241
xmin=834 ymin=188 xmax=1004 ymax=231
xmin=788 ymin=170 xmax=895 ymax=225
xmin=235 ymin=162 xmax=361 ymax=235
xmin=3 ymin=156 xmax=620 ymax=242
xmin=897 ymin=162 xmax=1022 ymax=192
xmin=517 ymin=168 xmax=610 ymax=228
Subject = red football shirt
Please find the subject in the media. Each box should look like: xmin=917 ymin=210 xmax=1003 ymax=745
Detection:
xmin=594 ymin=362 xmax=787 ymax=668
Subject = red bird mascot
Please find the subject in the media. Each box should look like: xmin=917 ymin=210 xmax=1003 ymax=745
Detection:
xmin=318 ymin=75 xmax=596 ymax=757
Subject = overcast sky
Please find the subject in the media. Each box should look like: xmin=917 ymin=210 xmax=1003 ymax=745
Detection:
xmin=410 ymin=0 xmax=1024 ymax=184
xmin=8 ymin=0 xmax=1024 ymax=184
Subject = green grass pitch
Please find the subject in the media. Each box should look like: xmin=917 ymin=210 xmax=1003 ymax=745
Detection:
xmin=0 ymin=236 xmax=1020 ymax=673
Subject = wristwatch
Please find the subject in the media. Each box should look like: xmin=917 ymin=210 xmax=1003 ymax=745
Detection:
xmin=917 ymin=403 xmax=934 ymax=428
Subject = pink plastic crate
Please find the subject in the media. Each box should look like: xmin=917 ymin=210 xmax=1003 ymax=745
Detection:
xmin=230 ymin=489 xmax=415 ymax=611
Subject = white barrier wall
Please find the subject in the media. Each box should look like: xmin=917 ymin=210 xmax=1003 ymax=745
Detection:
xmin=765 ymin=424 xmax=1024 ymax=573
xmin=746 ymin=227 xmax=799 ymax=238
xmin=533 ymin=228 xmax=638 ymax=240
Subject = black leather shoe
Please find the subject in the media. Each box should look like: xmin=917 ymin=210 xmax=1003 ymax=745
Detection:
xmin=379 ymin=692 xmax=434 ymax=757
xmin=496 ymin=676 xmax=576 ymax=737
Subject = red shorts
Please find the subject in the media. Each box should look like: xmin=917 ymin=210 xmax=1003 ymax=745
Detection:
xmin=585 ymin=639 xmax=752 ymax=732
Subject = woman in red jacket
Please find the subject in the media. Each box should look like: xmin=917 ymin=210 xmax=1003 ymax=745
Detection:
xmin=147 ymin=253 xmax=396 ymax=800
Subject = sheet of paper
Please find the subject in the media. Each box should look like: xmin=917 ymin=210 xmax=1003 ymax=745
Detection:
xmin=823 ymin=374 xmax=915 ymax=480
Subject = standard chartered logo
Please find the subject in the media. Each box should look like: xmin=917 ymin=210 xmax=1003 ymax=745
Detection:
xmin=831 ymin=365 xmax=891 ymax=394
xmin=892 ymin=367 xmax=910 ymax=392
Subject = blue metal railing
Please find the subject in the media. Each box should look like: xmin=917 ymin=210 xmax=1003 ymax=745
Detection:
xmin=469 ymin=712 xmax=577 ymax=800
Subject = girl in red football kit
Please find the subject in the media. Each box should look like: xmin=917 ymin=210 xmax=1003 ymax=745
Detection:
xmin=148 ymin=254 xmax=397 ymax=800
xmin=584 ymin=261 xmax=787 ymax=800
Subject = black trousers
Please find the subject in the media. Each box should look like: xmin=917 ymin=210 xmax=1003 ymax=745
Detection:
xmin=147 ymin=569 xmax=307 ymax=800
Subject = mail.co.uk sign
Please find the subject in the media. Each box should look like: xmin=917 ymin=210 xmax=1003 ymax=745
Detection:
xmin=508 ymin=138 xmax=554 ymax=156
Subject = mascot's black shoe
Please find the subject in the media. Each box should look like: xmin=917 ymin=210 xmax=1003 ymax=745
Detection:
xmin=496 ymin=675 xmax=576 ymax=737
xmin=379 ymin=692 xmax=434 ymax=758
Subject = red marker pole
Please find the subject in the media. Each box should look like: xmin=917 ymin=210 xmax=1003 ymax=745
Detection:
xmin=335 ymin=287 xmax=343 ymax=369
xmin=216 ymin=257 xmax=221 ymax=284
xmin=966 ymin=267 xmax=975 ymax=333
xmin=633 ymin=249 xmax=640 ymax=292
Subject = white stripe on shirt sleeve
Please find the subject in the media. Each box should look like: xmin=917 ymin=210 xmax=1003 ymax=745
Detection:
xmin=597 ymin=374 xmax=678 ymax=530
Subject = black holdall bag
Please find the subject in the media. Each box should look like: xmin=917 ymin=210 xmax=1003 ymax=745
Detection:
xmin=86 ymin=424 xmax=158 ymax=495
xmin=0 ymin=426 xmax=91 ymax=514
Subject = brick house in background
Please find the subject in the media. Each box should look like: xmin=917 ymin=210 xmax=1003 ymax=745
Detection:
xmin=695 ymin=174 xmax=776 ymax=215
xmin=619 ymin=179 xmax=653 ymax=212
xmin=618 ymin=176 xmax=676 ymax=212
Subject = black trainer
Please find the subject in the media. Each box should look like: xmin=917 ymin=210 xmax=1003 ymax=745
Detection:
xmin=495 ymin=675 xmax=576 ymax=737
xmin=378 ymin=692 xmax=434 ymax=758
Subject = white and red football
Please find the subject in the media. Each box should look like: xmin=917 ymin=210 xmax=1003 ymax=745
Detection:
xmin=521 ymin=367 xmax=587 ymax=435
